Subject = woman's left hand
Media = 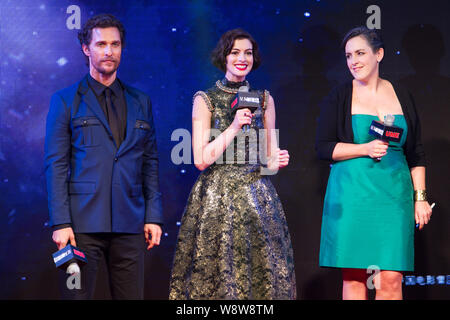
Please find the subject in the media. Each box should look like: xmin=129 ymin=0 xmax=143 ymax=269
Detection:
xmin=415 ymin=201 xmax=433 ymax=230
xmin=278 ymin=149 xmax=290 ymax=169
xmin=268 ymin=148 xmax=290 ymax=170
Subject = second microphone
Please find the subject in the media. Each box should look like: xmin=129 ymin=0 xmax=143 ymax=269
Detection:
xmin=230 ymin=86 xmax=260 ymax=132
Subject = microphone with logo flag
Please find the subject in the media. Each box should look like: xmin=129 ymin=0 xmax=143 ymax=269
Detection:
xmin=368 ymin=114 xmax=404 ymax=161
xmin=52 ymin=244 xmax=87 ymax=275
xmin=230 ymin=86 xmax=260 ymax=132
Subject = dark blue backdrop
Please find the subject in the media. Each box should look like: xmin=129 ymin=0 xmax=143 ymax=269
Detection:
xmin=0 ymin=0 xmax=449 ymax=299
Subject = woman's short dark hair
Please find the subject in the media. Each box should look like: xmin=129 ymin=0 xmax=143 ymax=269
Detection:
xmin=77 ymin=14 xmax=126 ymax=64
xmin=211 ymin=28 xmax=261 ymax=72
xmin=341 ymin=26 xmax=384 ymax=53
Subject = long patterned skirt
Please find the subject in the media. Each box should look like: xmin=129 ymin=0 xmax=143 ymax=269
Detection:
xmin=169 ymin=164 xmax=297 ymax=300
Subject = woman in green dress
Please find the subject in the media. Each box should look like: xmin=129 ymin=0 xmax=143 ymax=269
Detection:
xmin=169 ymin=29 xmax=296 ymax=299
xmin=316 ymin=26 xmax=433 ymax=300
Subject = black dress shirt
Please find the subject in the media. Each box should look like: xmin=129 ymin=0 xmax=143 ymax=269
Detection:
xmin=87 ymin=74 xmax=127 ymax=147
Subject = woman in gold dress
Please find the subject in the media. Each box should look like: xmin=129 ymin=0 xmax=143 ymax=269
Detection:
xmin=169 ymin=29 xmax=296 ymax=299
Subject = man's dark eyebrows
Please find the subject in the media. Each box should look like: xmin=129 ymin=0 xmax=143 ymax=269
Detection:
xmin=94 ymin=40 xmax=121 ymax=44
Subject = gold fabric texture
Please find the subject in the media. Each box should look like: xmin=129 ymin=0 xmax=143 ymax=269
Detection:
xmin=169 ymin=79 xmax=297 ymax=300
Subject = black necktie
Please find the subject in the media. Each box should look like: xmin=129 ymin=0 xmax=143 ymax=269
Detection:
xmin=104 ymin=87 xmax=121 ymax=147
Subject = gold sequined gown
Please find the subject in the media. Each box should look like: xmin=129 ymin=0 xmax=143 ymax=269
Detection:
xmin=169 ymin=78 xmax=296 ymax=300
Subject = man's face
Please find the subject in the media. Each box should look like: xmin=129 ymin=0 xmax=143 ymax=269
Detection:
xmin=82 ymin=27 xmax=122 ymax=76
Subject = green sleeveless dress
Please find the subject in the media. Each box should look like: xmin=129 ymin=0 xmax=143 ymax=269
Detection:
xmin=319 ymin=114 xmax=414 ymax=271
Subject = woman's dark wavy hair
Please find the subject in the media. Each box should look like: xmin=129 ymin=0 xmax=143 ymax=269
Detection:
xmin=211 ymin=28 xmax=261 ymax=72
xmin=341 ymin=26 xmax=384 ymax=53
xmin=77 ymin=13 xmax=126 ymax=65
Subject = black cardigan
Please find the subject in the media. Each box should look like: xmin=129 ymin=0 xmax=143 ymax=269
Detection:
xmin=315 ymin=80 xmax=426 ymax=168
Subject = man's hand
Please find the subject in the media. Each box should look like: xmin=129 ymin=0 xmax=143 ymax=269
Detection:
xmin=52 ymin=227 xmax=77 ymax=250
xmin=144 ymin=224 xmax=162 ymax=251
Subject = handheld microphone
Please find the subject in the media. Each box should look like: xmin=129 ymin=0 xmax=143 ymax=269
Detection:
xmin=230 ymin=86 xmax=260 ymax=132
xmin=368 ymin=114 xmax=404 ymax=161
xmin=52 ymin=244 xmax=87 ymax=274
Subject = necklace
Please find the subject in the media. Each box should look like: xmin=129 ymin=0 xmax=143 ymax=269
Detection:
xmin=215 ymin=80 xmax=249 ymax=94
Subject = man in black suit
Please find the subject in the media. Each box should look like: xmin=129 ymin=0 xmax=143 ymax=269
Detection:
xmin=45 ymin=14 xmax=163 ymax=299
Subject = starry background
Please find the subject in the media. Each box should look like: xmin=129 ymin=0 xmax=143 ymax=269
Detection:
xmin=0 ymin=0 xmax=449 ymax=299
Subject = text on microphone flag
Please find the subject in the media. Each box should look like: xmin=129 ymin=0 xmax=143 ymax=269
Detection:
xmin=73 ymin=249 xmax=85 ymax=259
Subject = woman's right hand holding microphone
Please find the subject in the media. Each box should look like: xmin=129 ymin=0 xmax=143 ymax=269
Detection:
xmin=230 ymin=108 xmax=253 ymax=131
xmin=366 ymin=139 xmax=389 ymax=159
